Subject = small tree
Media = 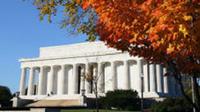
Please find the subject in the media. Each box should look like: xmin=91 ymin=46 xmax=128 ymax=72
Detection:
xmin=84 ymin=63 xmax=105 ymax=112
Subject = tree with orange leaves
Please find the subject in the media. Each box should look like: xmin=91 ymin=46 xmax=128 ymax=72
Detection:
xmin=81 ymin=1 xmax=200 ymax=111
xmin=33 ymin=0 xmax=200 ymax=111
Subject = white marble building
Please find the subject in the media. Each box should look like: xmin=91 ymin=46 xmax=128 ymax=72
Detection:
xmin=17 ymin=41 xmax=180 ymax=106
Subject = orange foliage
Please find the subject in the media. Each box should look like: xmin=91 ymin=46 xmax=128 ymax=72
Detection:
xmin=80 ymin=0 xmax=200 ymax=74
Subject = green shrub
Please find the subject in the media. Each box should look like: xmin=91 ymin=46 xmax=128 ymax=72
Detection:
xmin=99 ymin=90 xmax=141 ymax=111
xmin=0 ymin=85 xmax=12 ymax=107
xmin=151 ymin=97 xmax=192 ymax=112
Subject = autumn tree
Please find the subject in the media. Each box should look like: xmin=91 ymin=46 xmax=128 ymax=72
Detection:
xmin=33 ymin=0 xmax=200 ymax=111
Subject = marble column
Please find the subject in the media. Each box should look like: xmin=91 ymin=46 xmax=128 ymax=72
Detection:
xmin=111 ymin=61 xmax=117 ymax=90
xmin=73 ymin=64 xmax=78 ymax=94
xmin=137 ymin=60 xmax=143 ymax=92
xmin=93 ymin=65 xmax=97 ymax=94
xmin=19 ymin=68 xmax=26 ymax=95
xmin=38 ymin=67 xmax=44 ymax=95
xmin=47 ymin=66 xmax=54 ymax=95
xmin=124 ymin=60 xmax=130 ymax=89
xmin=80 ymin=66 xmax=85 ymax=94
xmin=163 ymin=67 xmax=169 ymax=94
xmin=58 ymin=65 xmax=65 ymax=95
xmin=143 ymin=62 xmax=149 ymax=92
xmin=85 ymin=63 xmax=91 ymax=94
xmin=97 ymin=63 xmax=104 ymax=93
xmin=156 ymin=64 xmax=163 ymax=93
xmin=150 ymin=64 xmax=156 ymax=92
xmin=68 ymin=65 xmax=73 ymax=95
xmin=28 ymin=67 xmax=34 ymax=95
xmin=43 ymin=67 xmax=49 ymax=95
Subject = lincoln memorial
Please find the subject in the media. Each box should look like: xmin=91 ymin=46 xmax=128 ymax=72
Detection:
xmin=16 ymin=41 xmax=181 ymax=107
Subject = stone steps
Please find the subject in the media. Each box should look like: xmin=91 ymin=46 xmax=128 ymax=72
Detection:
xmin=26 ymin=100 xmax=81 ymax=107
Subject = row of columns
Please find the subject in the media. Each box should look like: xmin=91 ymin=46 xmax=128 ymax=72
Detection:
xmin=142 ymin=62 xmax=169 ymax=94
xmin=19 ymin=60 xmax=171 ymax=97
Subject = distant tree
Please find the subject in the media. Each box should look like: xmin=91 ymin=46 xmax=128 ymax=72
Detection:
xmin=0 ymin=85 xmax=12 ymax=107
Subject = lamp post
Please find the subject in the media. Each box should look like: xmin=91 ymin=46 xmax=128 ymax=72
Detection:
xmin=141 ymin=73 xmax=144 ymax=112
xmin=191 ymin=77 xmax=196 ymax=112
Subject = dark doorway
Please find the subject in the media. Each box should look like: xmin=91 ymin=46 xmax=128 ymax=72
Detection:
xmin=33 ymin=85 xmax=37 ymax=95
xmin=90 ymin=65 xmax=94 ymax=93
xmin=77 ymin=66 xmax=81 ymax=94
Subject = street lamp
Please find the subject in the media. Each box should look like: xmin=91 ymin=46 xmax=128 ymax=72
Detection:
xmin=191 ymin=77 xmax=196 ymax=112
xmin=141 ymin=73 xmax=144 ymax=112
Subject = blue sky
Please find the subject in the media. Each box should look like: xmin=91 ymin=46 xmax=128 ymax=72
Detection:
xmin=0 ymin=0 xmax=87 ymax=93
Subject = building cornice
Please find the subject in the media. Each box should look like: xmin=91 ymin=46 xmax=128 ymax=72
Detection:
xmin=19 ymin=51 xmax=124 ymax=62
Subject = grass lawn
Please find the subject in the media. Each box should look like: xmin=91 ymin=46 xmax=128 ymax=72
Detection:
xmin=61 ymin=109 xmax=140 ymax=112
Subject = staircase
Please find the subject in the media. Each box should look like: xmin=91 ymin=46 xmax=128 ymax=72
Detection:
xmin=26 ymin=99 xmax=82 ymax=107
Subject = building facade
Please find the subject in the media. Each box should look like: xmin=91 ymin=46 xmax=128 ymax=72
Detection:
xmin=17 ymin=42 xmax=180 ymax=106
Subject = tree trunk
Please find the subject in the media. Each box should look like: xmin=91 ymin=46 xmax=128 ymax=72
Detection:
xmin=168 ymin=61 xmax=200 ymax=112
xmin=174 ymin=76 xmax=199 ymax=112
xmin=174 ymin=74 xmax=200 ymax=112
